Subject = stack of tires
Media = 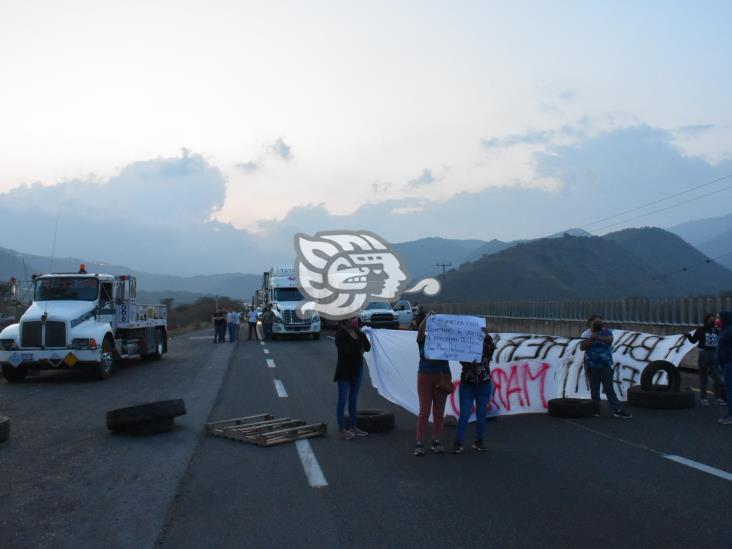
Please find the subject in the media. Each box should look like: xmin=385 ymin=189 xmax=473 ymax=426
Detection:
xmin=627 ymin=360 xmax=694 ymax=409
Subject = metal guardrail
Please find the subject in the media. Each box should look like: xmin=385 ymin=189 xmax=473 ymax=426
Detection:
xmin=431 ymin=297 xmax=732 ymax=326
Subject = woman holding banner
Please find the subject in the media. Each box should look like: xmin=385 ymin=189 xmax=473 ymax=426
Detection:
xmin=414 ymin=314 xmax=450 ymax=455
xmin=453 ymin=326 xmax=495 ymax=453
xmin=334 ymin=317 xmax=371 ymax=439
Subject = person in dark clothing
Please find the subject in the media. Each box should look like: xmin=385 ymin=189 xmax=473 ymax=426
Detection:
xmin=687 ymin=313 xmax=725 ymax=405
xmin=212 ymin=309 xmax=227 ymax=343
xmin=334 ymin=318 xmax=371 ymax=439
xmin=715 ymin=311 xmax=732 ymax=424
xmin=411 ymin=304 xmax=426 ymax=331
xmin=453 ymin=323 xmax=495 ymax=454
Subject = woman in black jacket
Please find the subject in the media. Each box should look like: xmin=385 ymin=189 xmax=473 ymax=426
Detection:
xmin=334 ymin=318 xmax=371 ymax=439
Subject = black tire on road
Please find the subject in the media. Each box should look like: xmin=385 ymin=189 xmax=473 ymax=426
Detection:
xmin=151 ymin=329 xmax=165 ymax=360
xmin=640 ymin=360 xmax=681 ymax=392
xmin=0 ymin=416 xmax=9 ymax=442
xmin=627 ymin=385 xmax=695 ymax=409
xmin=547 ymin=398 xmax=594 ymax=418
xmin=345 ymin=409 xmax=395 ymax=433
xmin=122 ymin=417 xmax=175 ymax=436
xmin=106 ymin=398 xmax=187 ymax=431
xmin=2 ymin=364 xmax=27 ymax=383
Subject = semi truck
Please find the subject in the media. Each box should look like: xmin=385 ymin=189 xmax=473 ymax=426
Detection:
xmin=262 ymin=267 xmax=320 ymax=340
xmin=0 ymin=266 xmax=168 ymax=382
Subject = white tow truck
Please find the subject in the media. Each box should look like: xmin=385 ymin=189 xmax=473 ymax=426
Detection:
xmin=0 ymin=266 xmax=168 ymax=382
xmin=263 ymin=267 xmax=321 ymax=340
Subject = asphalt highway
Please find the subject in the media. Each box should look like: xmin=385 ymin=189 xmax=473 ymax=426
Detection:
xmin=2 ymin=329 xmax=731 ymax=548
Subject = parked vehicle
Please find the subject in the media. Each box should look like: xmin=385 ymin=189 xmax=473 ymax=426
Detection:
xmin=360 ymin=301 xmax=399 ymax=329
xmin=0 ymin=266 xmax=167 ymax=382
xmin=392 ymin=299 xmax=414 ymax=329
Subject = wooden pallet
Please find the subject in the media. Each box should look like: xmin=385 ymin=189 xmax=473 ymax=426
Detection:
xmin=205 ymin=414 xmax=327 ymax=447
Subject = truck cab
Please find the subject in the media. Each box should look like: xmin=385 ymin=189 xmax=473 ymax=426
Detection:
xmin=0 ymin=267 xmax=167 ymax=382
xmin=265 ymin=267 xmax=321 ymax=340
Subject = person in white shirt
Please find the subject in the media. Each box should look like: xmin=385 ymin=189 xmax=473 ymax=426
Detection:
xmin=247 ymin=308 xmax=259 ymax=341
xmin=227 ymin=310 xmax=240 ymax=343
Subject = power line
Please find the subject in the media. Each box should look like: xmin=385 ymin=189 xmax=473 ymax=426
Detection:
xmin=590 ymin=181 xmax=732 ymax=234
xmin=579 ymin=172 xmax=732 ymax=230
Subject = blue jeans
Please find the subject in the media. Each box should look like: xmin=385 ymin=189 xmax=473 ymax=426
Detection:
xmin=698 ymin=349 xmax=723 ymax=400
xmin=228 ymin=323 xmax=238 ymax=342
xmin=336 ymin=376 xmax=362 ymax=431
xmin=263 ymin=323 xmax=273 ymax=341
xmin=723 ymin=362 xmax=732 ymax=416
xmin=456 ymin=381 xmax=492 ymax=445
xmin=589 ymin=366 xmax=621 ymax=413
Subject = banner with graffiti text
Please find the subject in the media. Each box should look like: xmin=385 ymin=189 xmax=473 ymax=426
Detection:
xmin=362 ymin=327 xmax=694 ymax=419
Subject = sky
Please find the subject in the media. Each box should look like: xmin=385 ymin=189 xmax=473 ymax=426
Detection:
xmin=1 ymin=1 xmax=731 ymax=274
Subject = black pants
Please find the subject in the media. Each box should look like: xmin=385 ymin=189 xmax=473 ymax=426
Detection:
xmin=589 ymin=367 xmax=621 ymax=414
xmin=248 ymin=322 xmax=259 ymax=340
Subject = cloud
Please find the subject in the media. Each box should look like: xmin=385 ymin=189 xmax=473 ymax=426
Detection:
xmin=677 ymin=124 xmax=715 ymax=137
xmin=270 ymin=137 xmax=292 ymax=161
xmin=406 ymin=169 xmax=436 ymax=189
xmin=235 ymin=161 xmax=259 ymax=172
xmin=558 ymin=90 xmax=576 ymax=102
xmin=371 ymin=181 xmax=392 ymax=193
xmin=482 ymin=129 xmax=556 ymax=149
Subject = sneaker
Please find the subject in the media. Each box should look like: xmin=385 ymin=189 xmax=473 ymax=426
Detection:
xmin=613 ymin=409 xmax=632 ymax=419
xmin=472 ymin=440 xmax=486 ymax=452
xmin=413 ymin=442 xmax=425 ymax=456
xmin=714 ymin=398 xmax=727 ymax=406
xmin=700 ymin=398 xmax=710 ymax=406
xmin=431 ymin=440 xmax=445 ymax=454
xmin=351 ymin=427 xmax=369 ymax=437
xmin=340 ymin=429 xmax=355 ymax=440
xmin=451 ymin=441 xmax=464 ymax=454
xmin=718 ymin=416 xmax=732 ymax=425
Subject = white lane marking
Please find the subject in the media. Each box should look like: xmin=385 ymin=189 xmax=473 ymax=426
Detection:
xmin=273 ymin=379 xmax=288 ymax=397
xmin=327 ymin=335 xmax=335 ymax=340
xmin=567 ymin=420 xmax=732 ymax=483
xmin=189 ymin=336 xmax=213 ymax=340
xmin=266 ymin=358 xmax=276 ymax=369
xmin=260 ymin=341 xmax=265 ymax=346
xmin=295 ymin=439 xmax=328 ymax=488
xmin=263 ymin=349 xmax=270 ymax=354
xmin=663 ymin=455 xmax=732 ymax=482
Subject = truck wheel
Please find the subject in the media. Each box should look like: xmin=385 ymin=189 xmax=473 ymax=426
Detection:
xmin=312 ymin=332 xmax=320 ymax=341
xmin=640 ymin=360 xmax=681 ymax=392
xmin=2 ymin=364 xmax=27 ymax=383
xmin=123 ymin=417 xmax=175 ymax=436
xmin=151 ymin=329 xmax=165 ymax=360
xmin=548 ymin=398 xmax=594 ymax=418
xmin=94 ymin=337 xmax=116 ymax=380
xmin=627 ymin=385 xmax=695 ymax=409
xmin=0 ymin=416 xmax=9 ymax=442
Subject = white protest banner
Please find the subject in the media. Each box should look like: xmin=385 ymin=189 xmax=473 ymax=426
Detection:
xmin=363 ymin=325 xmax=695 ymax=420
xmin=424 ymin=314 xmax=486 ymax=362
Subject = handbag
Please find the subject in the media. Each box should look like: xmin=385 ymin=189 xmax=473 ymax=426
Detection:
xmin=435 ymin=373 xmax=455 ymax=394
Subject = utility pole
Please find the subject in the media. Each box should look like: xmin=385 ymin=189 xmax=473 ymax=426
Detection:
xmin=436 ymin=262 xmax=451 ymax=283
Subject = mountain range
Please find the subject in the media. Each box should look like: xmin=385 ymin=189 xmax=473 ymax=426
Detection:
xmin=1 ymin=222 xmax=730 ymax=304
xmin=668 ymin=212 xmax=732 ymax=270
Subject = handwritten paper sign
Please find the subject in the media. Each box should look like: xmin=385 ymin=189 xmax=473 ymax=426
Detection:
xmin=424 ymin=314 xmax=486 ymax=362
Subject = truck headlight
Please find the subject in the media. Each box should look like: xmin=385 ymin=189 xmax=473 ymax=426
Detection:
xmin=70 ymin=338 xmax=98 ymax=350
xmin=0 ymin=339 xmax=17 ymax=350
xmin=311 ymin=314 xmax=319 ymax=323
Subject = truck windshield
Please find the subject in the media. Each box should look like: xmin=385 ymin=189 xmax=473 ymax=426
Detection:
xmin=35 ymin=277 xmax=99 ymax=301
xmin=273 ymin=288 xmax=303 ymax=302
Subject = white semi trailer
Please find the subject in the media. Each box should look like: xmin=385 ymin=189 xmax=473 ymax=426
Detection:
xmin=0 ymin=266 xmax=167 ymax=381
xmin=263 ymin=267 xmax=321 ymax=340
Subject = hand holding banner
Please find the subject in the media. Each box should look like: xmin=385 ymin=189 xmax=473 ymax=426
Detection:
xmin=424 ymin=314 xmax=486 ymax=362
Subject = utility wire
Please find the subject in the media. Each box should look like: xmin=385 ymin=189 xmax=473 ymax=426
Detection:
xmin=590 ymin=181 xmax=732 ymax=233
xmin=579 ymin=172 xmax=732 ymax=230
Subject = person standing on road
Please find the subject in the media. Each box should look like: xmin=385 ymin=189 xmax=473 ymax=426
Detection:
xmin=226 ymin=309 xmax=240 ymax=343
xmin=261 ymin=305 xmax=275 ymax=341
xmin=453 ymin=323 xmax=495 ymax=454
xmin=213 ymin=308 xmax=226 ymax=343
xmin=715 ymin=311 xmax=732 ymax=424
xmin=414 ymin=313 xmax=450 ymax=455
xmin=686 ymin=313 xmax=725 ymax=406
xmin=580 ymin=316 xmax=632 ymax=419
xmin=247 ymin=308 xmax=259 ymax=341
xmin=334 ymin=317 xmax=371 ymax=439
